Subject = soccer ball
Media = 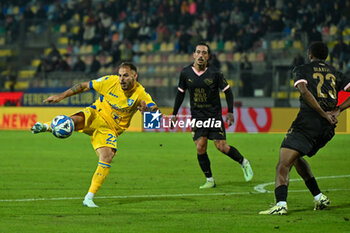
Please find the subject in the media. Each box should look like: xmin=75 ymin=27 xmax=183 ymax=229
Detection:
xmin=51 ymin=115 xmax=74 ymax=139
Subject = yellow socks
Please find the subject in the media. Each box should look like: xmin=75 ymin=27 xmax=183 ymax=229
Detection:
xmin=88 ymin=161 xmax=111 ymax=194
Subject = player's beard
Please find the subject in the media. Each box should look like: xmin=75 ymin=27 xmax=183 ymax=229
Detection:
xmin=195 ymin=57 xmax=206 ymax=68
xmin=121 ymin=81 xmax=135 ymax=91
xmin=197 ymin=61 xmax=207 ymax=70
xmin=121 ymin=82 xmax=129 ymax=90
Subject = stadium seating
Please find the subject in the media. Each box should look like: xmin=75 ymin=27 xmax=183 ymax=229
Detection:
xmin=18 ymin=70 xmax=35 ymax=79
xmin=1 ymin=0 xmax=349 ymax=101
xmin=4 ymin=81 xmax=29 ymax=90
xmin=233 ymin=52 xmax=241 ymax=62
xmin=224 ymin=41 xmax=234 ymax=51
xmin=58 ymin=37 xmax=69 ymax=45
xmin=0 ymin=49 xmax=12 ymax=57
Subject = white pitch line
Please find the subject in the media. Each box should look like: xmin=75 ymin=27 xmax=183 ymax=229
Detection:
xmin=1 ymin=175 xmax=349 ymax=203
xmin=0 ymin=192 xmax=253 ymax=202
xmin=1 ymin=189 xmax=350 ymax=203
xmin=254 ymin=174 xmax=350 ymax=193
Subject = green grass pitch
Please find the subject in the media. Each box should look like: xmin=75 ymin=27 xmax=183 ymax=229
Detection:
xmin=0 ymin=131 xmax=349 ymax=233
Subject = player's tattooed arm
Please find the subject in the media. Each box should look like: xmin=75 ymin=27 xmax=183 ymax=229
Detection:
xmin=70 ymin=82 xmax=90 ymax=94
xmin=70 ymin=83 xmax=83 ymax=93
xmin=44 ymin=81 xmax=90 ymax=103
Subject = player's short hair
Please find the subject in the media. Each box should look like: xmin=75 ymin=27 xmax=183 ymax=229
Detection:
xmin=194 ymin=42 xmax=211 ymax=55
xmin=309 ymin=42 xmax=328 ymax=60
xmin=119 ymin=62 xmax=137 ymax=73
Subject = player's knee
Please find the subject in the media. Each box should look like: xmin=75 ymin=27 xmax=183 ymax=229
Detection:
xmin=276 ymin=160 xmax=291 ymax=172
xmin=196 ymin=144 xmax=206 ymax=154
xmin=214 ymin=141 xmax=228 ymax=153
xmin=98 ymin=147 xmax=116 ymax=163
xmin=70 ymin=113 xmax=85 ymax=130
xmin=216 ymin=144 xmax=226 ymax=153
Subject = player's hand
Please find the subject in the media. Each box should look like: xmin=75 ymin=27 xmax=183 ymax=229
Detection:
xmin=226 ymin=112 xmax=234 ymax=126
xmin=325 ymin=111 xmax=338 ymax=125
xmin=137 ymin=101 xmax=161 ymax=115
xmin=330 ymin=107 xmax=341 ymax=118
xmin=170 ymin=115 xmax=178 ymax=129
xmin=44 ymin=94 xmax=64 ymax=103
xmin=137 ymin=100 xmax=148 ymax=113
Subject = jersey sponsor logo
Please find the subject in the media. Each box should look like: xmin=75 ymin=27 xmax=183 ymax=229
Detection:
xmin=106 ymin=99 xmax=133 ymax=113
xmin=127 ymin=99 xmax=135 ymax=106
xmin=109 ymin=92 xmax=118 ymax=98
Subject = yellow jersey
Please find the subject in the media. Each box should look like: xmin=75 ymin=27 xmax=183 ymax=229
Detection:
xmin=88 ymin=75 xmax=155 ymax=134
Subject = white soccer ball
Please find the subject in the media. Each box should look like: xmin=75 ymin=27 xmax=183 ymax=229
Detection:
xmin=51 ymin=115 xmax=74 ymax=139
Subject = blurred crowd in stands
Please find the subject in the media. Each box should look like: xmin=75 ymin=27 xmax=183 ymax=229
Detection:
xmin=1 ymin=0 xmax=350 ymax=74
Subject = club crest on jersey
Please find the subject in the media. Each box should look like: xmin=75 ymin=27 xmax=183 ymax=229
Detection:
xmin=204 ymin=78 xmax=213 ymax=86
xmin=127 ymin=98 xmax=135 ymax=106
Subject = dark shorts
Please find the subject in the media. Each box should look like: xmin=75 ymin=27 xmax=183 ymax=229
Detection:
xmin=281 ymin=111 xmax=335 ymax=157
xmin=191 ymin=118 xmax=226 ymax=141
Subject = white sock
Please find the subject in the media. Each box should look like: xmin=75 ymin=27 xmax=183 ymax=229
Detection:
xmin=85 ymin=192 xmax=94 ymax=200
xmin=276 ymin=201 xmax=287 ymax=206
xmin=314 ymin=193 xmax=322 ymax=201
xmin=241 ymin=158 xmax=248 ymax=166
xmin=206 ymin=177 xmax=214 ymax=182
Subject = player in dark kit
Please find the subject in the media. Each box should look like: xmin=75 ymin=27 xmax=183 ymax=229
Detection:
xmin=260 ymin=42 xmax=350 ymax=215
xmin=172 ymin=42 xmax=253 ymax=189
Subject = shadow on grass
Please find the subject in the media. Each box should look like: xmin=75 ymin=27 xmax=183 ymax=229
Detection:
xmin=288 ymin=202 xmax=350 ymax=215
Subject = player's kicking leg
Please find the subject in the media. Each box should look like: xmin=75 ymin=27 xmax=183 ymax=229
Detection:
xmin=214 ymin=140 xmax=253 ymax=182
xmin=31 ymin=113 xmax=84 ymax=134
xmin=294 ymin=157 xmax=330 ymax=210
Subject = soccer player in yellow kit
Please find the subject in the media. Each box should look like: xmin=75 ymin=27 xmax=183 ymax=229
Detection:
xmin=31 ymin=62 xmax=158 ymax=207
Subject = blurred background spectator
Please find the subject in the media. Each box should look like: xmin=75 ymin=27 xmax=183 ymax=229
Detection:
xmin=240 ymin=54 xmax=253 ymax=97
xmin=292 ymin=53 xmax=305 ymax=68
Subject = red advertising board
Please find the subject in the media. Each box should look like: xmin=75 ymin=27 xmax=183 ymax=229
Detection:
xmin=0 ymin=92 xmax=24 ymax=106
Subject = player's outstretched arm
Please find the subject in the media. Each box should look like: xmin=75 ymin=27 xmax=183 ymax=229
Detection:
xmin=44 ymin=81 xmax=90 ymax=103
xmin=297 ymin=82 xmax=337 ymax=124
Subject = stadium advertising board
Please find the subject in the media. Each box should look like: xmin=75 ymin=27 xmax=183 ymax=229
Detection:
xmin=0 ymin=107 xmax=82 ymax=130
xmin=0 ymin=107 xmax=142 ymax=131
xmin=0 ymin=92 xmax=24 ymax=106
xmin=21 ymin=88 xmax=98 ymax=106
